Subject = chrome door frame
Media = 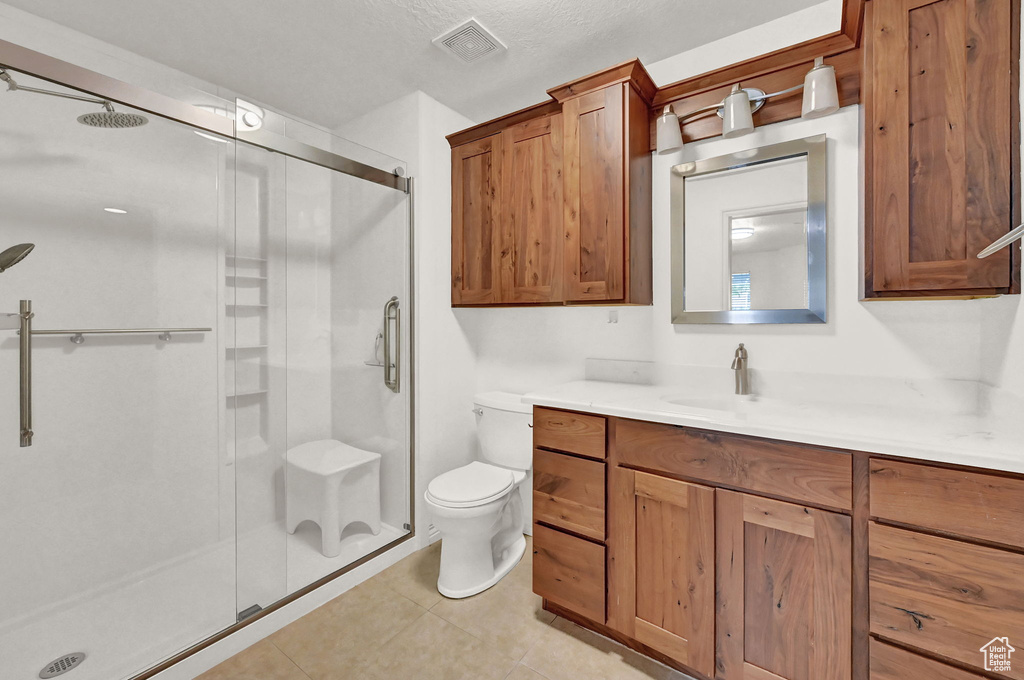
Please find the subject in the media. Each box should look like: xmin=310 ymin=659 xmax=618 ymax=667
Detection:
xmin=0 ymin=38 xmax=409 ymax=193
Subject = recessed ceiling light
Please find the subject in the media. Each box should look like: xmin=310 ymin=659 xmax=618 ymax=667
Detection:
xmin=731 ymin=226 xmax=754 ymax=240
xmin=104 ymin=207 xmax=127 ymax=214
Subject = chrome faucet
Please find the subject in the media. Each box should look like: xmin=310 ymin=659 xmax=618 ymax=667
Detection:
xmin=731 ymin=343 xmax=750 ymax=395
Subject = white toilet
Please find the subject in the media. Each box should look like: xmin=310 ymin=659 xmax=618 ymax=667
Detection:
xmin=426 ymin=391 xmax=532 ymax=598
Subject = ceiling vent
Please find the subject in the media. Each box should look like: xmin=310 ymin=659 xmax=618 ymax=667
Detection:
xmin=433 ymin=18 xmax=506 ymax=63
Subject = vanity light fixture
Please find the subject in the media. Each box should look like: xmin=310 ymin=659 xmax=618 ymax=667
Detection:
xmin=656 ymin=56 xmax=841 ymax=154
xmin=656 ymin=106 xmax=684 ymax=155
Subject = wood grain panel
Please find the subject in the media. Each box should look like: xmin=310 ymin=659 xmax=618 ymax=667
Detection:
xmin=501 ymin=114 xmax=564 ymax=303
xmin=866 ymin=0 xmax=1016 ymax=296
xmin=533 ymin=448 xmax=605 ymax=540
xmin=606 ymin=420 xmax=637 ymax=635
xmin=533 ymin=523 xmax=605 ymax=623
xmin=632 ymin=472 xmax=716 ymax=677
xmin=717 ymin=491 xmax=852 ymax=680
xmin=870 ymin=459 xmax=1024 ymax=549
xmin=869 ymin=522 xmax=1024 ymax=678
xmin=907 ymin=0 xmax=967 ymax=263
xmin=869 ymin=639 xmax=986 ymax=680
xmin=625 ymin=85 xmax=653 ymax=304
xmin=451 ymin=135 xmax=501 ymax=305
xmin=614 ymin=418 xmax=853 ymax=511
xmin=563 ymin=86 xmax=625 ymax=301
xmin=533 ymin=407 xmax=606 ymax=459
xmin=743 ymin=523 xmax=814 ymax=680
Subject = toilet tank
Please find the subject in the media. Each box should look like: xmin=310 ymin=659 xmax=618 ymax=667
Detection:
xmin=475 ymin=391 xmax=533 ymax=471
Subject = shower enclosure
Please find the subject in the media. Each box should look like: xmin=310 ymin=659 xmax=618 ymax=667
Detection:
xmin=0 ymin=45 xmax=413 ymax=680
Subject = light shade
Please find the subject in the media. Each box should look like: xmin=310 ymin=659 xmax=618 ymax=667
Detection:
xmin=802 ymin=57 xmax=840 ymax=119
xmin=721 ymin=85 xmax=754 ymax=138
xmin=656 ymin=105 xmax=683 ymax=155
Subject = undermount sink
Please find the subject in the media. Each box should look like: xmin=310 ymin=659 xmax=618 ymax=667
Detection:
xmin=660 ymin=394 xmax=741 ymax=411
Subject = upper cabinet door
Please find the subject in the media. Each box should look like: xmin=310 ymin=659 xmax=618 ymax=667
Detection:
xmin=866 ymin=0 xmax=1018 ymax=296
xmin=562 ymin=86 xmax=627 ymax=302
xmin=452 ymin=134 xmax=503 ymax=305
xmin=502 ymin=115 xmax=564 ymax=303
xmin=608 ymin=469 xmax=715 ymax=678
xmin=716 ymin=490 xmax=852 ymax=680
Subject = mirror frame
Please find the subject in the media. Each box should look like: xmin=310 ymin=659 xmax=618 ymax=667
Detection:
xmin=670 ymin=134 xmax=827 ymax=324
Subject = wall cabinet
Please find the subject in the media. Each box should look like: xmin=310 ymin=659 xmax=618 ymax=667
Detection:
xmin=864 ymin=0 xmax=1020 ymax=297
xmin=450 ymin=62 xmax=653 ymax=306
xmin=451 ymin=134 xmax=502 ymax=305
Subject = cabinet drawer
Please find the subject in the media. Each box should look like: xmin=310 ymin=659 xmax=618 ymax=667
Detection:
xmin=870 ymin=459 xmax=1024 ymax=549
xmin=533 ymin=449 xmax=605 ymax=540
xmin=869 ymin=522 xmax=1024 ymax=678
xmin=533 ymin=407 xmax=606 ymax=459
xmin=615 ymin=418 xmax=852 ymax=510
xmin=870 ymin=639 xmax=985 ymax=680
xmin=533 ymin=523 xmax=605 ymax=623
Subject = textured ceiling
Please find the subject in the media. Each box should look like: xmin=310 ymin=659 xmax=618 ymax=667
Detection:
xmin=6 ymin=0 xmax=827 ymax=129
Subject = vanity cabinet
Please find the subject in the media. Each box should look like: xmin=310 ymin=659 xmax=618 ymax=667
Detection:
xmin=531 ymin=407 xmax=609 ymax=623
xmin=532 ymin=407 xmax=1024 ymax=680
xmin=716 ymin=490 xmax=852 ymax=680
xmin=863 ymin=0 xmax=1021 ymax=297
xmin=449 ymin=61 xmax=654 ymax=307
xmin=611 ymin=469 xmax=716 ymax=678
xmin=868 ymin=459 xmax=1024 ymax=679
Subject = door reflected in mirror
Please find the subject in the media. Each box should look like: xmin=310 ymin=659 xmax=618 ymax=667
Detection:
xmin=671 ymin=135 xmax=827 ymax=324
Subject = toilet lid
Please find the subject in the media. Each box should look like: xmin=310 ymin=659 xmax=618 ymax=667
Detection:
xmin=427 ymin=461 xmax=515 ymax=508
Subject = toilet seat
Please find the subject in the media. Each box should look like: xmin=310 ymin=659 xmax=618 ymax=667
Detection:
xmin=426 ymin=461 xmax=515 ymax=508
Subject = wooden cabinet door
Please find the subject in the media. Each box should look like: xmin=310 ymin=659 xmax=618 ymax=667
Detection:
xmin=866 ymin=0 xmax=1016 ymax=296
xmin=501 ymin=115 xmax=564 ymax=303
xmin=608 ymin=469 xmax=715 ymax=677
xmin=562 ymin=85 xmax=626 ymax=302
xmin=716 ymin=490 xmax=852 ymax=680
xmin=451 ymin=134 xmax=502 ymax=305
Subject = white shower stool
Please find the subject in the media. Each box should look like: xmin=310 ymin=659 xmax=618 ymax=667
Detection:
xmin=285 ymin=439 xmax=382 ymax=558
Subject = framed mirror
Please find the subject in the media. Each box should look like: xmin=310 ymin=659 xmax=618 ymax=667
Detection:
xmin=670 ymin=134 xmax=826 ymax=324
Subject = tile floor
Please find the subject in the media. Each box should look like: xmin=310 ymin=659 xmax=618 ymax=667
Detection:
xmin=197 ymin=537 xmax=695 ymax=680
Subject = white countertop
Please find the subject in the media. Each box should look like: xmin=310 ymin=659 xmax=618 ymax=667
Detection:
xmin=524 ymin=379 xmax=1024 ymax=474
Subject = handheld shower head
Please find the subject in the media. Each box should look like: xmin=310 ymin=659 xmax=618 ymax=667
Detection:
xmin=0 ymin=244 xmax=35 ymax=272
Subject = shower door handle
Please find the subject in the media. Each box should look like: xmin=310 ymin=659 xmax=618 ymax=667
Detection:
xmin=383 ymin=296 xmax=400 ymax=393
xmin=18 ymin=300 xmax=32 ymax=447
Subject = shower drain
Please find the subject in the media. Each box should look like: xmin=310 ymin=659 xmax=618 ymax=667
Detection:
xmin=39 ymin=652 xmax=86 ymax=678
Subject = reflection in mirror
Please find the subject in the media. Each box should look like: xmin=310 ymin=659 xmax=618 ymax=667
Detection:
xmin=671 ymin=135 xmax=827 ymax=324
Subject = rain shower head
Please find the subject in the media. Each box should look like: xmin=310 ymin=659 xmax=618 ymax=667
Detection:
xmin=0 ymin=243 xmax=34 ymax=272
xmin=77 ymin=102 xmax=149 ymax=129
xmin=0 ymin=69 xmax=148 ymax=128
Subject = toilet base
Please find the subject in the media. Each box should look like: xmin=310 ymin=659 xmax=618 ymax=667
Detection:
xmin=438 ymin=533 xmax=526 ymax=599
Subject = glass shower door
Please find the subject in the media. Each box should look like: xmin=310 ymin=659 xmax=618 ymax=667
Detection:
xmin=232 ymin=104 xmax=412 ymax=608
xmin=0 ymin=71 xmax=236 ymax=680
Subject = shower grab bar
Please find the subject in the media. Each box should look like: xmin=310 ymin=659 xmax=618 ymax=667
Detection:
xmin=23 ymin=327 xmax=211 ymax=344
xmin=19 ymin=300 xmax=32 ymax=447
xmin=383 ymin=297 xmax=400 ymax=393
